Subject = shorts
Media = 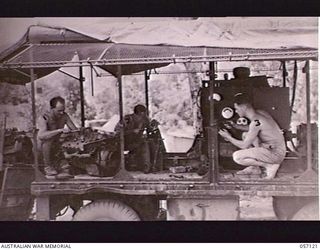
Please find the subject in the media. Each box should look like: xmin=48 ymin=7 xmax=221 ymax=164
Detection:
xmin=233 ymin=146 xmax=286 ymax=165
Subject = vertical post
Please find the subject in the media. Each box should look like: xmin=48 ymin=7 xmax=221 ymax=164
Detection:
xmin=79 ymin=63 xmax=85 ymax=127
xmin=0 ymin=114 xmax=6 ymax=171
xmin=144 ymin=71 xmax=149 ymax=115
xmin=209 ymin=62 xmax=215 ymax=126
xmin=208 ymin=61 xmax=217 ymax=183
xmin=282 ymin=61 xmax=287 ymax=87
xmin=29 ymin=47 xmax=39 ymax=173
xmin=117 ymin=66 xmax=125 ymax=172
xmin=305 ymin=60 xmax=312 ymax=171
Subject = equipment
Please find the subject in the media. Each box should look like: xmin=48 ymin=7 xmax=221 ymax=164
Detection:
xmin=3 ymin=128 xmax=33 ymax=165
xmin=59 ymin=127 xmax=120 ymax=177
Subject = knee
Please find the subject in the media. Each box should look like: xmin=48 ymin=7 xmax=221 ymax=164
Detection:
xmin=232 ymin=151 xmax=243 ymax=164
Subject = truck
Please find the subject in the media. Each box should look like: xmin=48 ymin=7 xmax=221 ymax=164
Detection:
xmin=0 ymin=22 xmax=318 ymax=221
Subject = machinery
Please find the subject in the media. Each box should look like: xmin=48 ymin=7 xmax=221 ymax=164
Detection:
xmin=0 ymin=126 xmax=34 ymax=220
xmin=3 ymin=128 xmax=34 ymax=165
xmin=58 ymin=127 xmax=120 ymax=177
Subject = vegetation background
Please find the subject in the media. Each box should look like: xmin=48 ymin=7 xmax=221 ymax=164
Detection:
xmin=0 ymin=60 xmax=317 ymax=140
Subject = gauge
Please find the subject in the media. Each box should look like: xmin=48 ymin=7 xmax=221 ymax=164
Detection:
xmin=208 ymin=93 xmax=222 ymax=101
xmin=221 ymin=107 xmax=234 ymax=119
xmin=213 ymin=93 xmax=222 ymax=101
xmin=236 ymin=117 xmax=249 ymax=125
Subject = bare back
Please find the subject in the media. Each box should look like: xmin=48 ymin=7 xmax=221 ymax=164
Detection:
xmin=253 ymin=110 xmax=286 ymax=151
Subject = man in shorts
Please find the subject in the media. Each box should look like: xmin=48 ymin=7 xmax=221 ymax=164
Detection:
xmin=38 ymin=96 xmax=78 ymax=179
xmin=218 ymin=93 xmax=286 ymax=179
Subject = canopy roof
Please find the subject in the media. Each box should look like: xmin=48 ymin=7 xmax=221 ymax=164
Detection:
xmin=0 ymin=21 xmax=318 ymax=85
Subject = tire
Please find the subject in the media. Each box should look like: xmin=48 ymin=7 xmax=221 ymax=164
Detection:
xmin=72 ymin=199 xmax=141 ymax=221
xmin=291 ymin=201 xmax=319 ymax=220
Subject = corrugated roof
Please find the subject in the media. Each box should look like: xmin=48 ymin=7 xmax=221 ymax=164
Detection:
xmin=0 ymin=24 xmax=318 ymax=85
xmin=2 ymin=43 xmax=317 ymax=65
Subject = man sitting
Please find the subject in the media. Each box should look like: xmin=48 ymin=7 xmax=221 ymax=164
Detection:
xmin=115 ymin=104 xmax=153 ymax=173
xmin=38 ymin=96 xmax=77 ymax=179
xmin=218 ymin=93 xmax=286 ymax=179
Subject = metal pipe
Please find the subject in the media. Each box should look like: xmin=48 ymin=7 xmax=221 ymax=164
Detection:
xmin=117 ymin=65 xmax=125 ymax=172
xmin=29 ymin=48 xmax=39 ymax=173
xmin=79 ymin=63 xmax=85 ymax=127
xmin=58 ymin=69 xmax=81 ymax=81
xmin=208 ymin=61 xmax=216 ymax=184
xmin=305 ymin=60 xmax=312 ymax=171
xmin=144 ymin=71 xmax=149 ymax=115
xmin=1 ymin=51 xmax=317 ymax=69
xmin=0 ymin=115 xmax=6 ymax=171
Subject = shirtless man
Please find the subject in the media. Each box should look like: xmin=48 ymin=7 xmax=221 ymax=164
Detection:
xmin=218 ymin=93 xmax=286 ymax=179
xmin=38 ymin=96 xmax=77 ymax=178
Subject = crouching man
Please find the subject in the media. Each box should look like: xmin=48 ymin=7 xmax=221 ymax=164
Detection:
xmin=38 ymin=96 xmax=78 ymax=179
xmin=218 ymin=93 xmax=286 ymax=179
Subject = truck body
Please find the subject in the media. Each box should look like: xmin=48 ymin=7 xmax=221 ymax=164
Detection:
xmin=0 ymin=22 xmax=318 ymax=221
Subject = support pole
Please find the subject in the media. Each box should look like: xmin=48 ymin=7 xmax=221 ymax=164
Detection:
xmin=208 ymin=61 xmax=217 ymax=183
xmin=29 ymin=47 xmax=41 ymax=179
xmin=117 ymin=66 xmax=125 ymax=173
xmin=30 ymin=68 xmax=39 ymax=169
xmin=79 ymin=63 xmax=85 ymax=127
xmin=305 ymin=60 xmax=312 ymax=171
xmin=209 ymin=62 xmax=215 ymax=126
xmin=144 ymin=71 xmax=149 ymax=115
xmin=298 ymin=60 xmax=317 ymax=181
xmin=0 ymin=114 xmax=6 ymax=171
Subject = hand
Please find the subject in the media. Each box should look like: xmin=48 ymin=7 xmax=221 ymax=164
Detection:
xmin=224 ymin=120 xmax=235 ymax=129
xmin=150 ymin=119 xmax=160 ymax=126
xmin=218 ymin=129 xmax=231 ymax=141
xmin=223 ymin=122 xmax=232 ymax=129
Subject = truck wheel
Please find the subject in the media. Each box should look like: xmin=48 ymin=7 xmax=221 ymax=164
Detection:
xmin=72 ymin=200 xmax=141 ymax=221
xmin=291 ymin=201 xmax=319 ymax=220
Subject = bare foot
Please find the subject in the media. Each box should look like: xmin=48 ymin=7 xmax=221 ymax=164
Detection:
xmin=236 ymin=166 xmax=262 ymax=175
xmin=263 ymin=164 xmax=280 ymax=180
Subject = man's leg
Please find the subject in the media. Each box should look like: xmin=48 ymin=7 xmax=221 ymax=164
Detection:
xmin=42 ymin=141 xmax=58 ymax=176
xmin=56 ymin=159 xmax=73 ymax=179
xmin=233 ymin=148 xmax=282 ymax=179
xmin=141 ymin=140 xmax=152 ymax=174
xmin=263 ymin=164 xmax=281 ymax=180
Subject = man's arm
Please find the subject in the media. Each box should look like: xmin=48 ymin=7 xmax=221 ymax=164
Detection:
xmin=219 ymin=120 xmax=261 ymax=149
xmin=115 ymin=115 xmax=140 ymax=135
xmin=224 ymin=121 xmax=249 ymax=131
xmin=233 ymin=124 xmax=249 ymax=131
xmin=38 ymin=116 xmax=63 ymax=141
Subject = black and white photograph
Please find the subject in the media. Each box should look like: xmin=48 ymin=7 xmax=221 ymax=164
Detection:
xmin=0 ymin=17 xmax=318 ymax=223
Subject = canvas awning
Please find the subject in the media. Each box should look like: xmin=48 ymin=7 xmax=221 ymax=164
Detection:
xmin=0 ymin=24 xmax=318 ymax=85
